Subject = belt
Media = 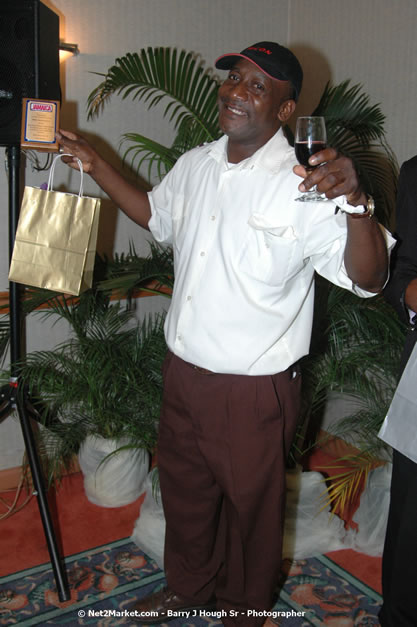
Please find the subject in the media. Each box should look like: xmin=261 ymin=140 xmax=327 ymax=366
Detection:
xmin=188 ymin=362 xmax=216 ymax=375
xmin=191 ymin=364 xmax=215 ymax=375
xmin=187 ymin=360 xmax=299 ymax=378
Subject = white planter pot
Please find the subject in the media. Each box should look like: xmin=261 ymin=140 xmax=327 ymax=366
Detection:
xmin=132 ymin=464 xmax=392 ymax=566
xmin=131 ymin=471 xmax=165 ymax=569
xmin=78 ymin=435 xmax=149 ymax=508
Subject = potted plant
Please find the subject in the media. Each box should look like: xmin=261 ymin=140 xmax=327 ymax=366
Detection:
xmin=17 ymin=270 xmax=169 ymax=507
xmin=300 ymin=278 xmax=406 ymax=514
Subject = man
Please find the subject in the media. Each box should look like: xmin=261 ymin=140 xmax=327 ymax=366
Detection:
xmin=380 ymin=156 xmax=417 ymax=627
xmin=57 ymin=42 xmax=390 ymax=626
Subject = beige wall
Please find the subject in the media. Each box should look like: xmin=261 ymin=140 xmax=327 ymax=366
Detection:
xmin=1 ymin=0 xmax=416 ymax=469
xmin=289 ymin=0 xmax=417 ymax=165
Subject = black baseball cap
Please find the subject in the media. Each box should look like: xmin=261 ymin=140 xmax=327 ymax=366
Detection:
xmin=215 ymin=41 xmax=303 ymax=101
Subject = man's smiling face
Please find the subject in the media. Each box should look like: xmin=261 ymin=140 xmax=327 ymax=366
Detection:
xmin=217 ymin=58 xmax=295 ymax=160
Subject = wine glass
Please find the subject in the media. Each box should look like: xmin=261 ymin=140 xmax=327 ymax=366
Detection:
xmin=294 ymin=116 xmax=327 ymax=202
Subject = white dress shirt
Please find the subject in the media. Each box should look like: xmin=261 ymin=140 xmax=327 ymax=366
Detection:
xmin=148 ymin=128 xmax=391 ymax=375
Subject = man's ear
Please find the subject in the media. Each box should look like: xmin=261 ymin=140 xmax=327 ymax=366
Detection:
xmin=278 ymin=99 xmax=296 ymax=123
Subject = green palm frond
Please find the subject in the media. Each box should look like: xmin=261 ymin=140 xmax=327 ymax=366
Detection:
xmin=21 ymin=288 xmax=63 ymax=315
xmin=122 ymin=133 xmax=182 ymax=182
xmin=314 ymin=81 xmax=385 ymax=142
xmin=98 ymin=242 xmax=174 ymax=296
xmin=32 ymin=288 xmax=113 ymax=342
xmin=87 ymin=47 xmax=221 ymax=178
xmin=0 ymin=289 xmax=65 ymax=368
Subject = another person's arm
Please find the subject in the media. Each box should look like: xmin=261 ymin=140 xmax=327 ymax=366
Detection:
xmin=294 ymin=148 xmax=388 ymax=293
xmin=57 ymin=130 xmax=152 ymax=230
xmin=404 ymin=279 xmax=417 ymax=313
xmin=384 ymin=159 xmax=417 ymax=320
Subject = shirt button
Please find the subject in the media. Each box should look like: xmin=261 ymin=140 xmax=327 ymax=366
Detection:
xmin=177 ymin=334 xmax=182 ymax=341
xmin=211 ymin=215 xmax=216 ymax=221
xmin=187 ymin=295 xmax=192 ymax=301
xmin=200 ymin=251 xmax=205 ymax=257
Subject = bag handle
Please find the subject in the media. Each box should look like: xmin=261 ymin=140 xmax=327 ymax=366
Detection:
xmin=47 ymin=153 xmax=84 ymax=197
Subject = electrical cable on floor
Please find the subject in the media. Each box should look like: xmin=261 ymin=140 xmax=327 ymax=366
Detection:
xmin=0 ymin=454 xmax=33 ymax=520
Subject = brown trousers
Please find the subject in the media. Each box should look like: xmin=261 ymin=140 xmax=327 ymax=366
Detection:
xmin=157 ymin=352 xmax=301 ymax=626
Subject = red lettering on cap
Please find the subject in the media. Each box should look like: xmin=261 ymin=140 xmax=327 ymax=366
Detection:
xmin=248 ymin=46 xmax=272 ymax=55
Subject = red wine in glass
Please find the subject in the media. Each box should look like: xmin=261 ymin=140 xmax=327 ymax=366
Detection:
xmin=294 ymin=116 xmax=328 ymax=202
xmin=294 ymin=140 xmax=327 ymax=169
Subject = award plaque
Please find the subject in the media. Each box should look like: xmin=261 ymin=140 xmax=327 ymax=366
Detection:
xmin=21 ymin=98 xmax=60 ymax=152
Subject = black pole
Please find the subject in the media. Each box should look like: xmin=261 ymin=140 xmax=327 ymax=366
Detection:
xmin=3 ymin=145 xmax=70 ymax=601
xmin=8 ymin=147 xmax=23 ymax=367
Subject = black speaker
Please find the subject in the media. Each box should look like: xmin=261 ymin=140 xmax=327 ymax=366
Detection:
xmin=0 ymin=0 xmax=60 ymax=147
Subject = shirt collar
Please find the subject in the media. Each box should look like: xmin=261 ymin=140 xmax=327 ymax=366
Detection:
xmin=206 ymin=128 xmax=291 ymax=174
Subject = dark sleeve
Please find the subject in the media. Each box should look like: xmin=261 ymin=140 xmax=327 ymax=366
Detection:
xmin=384 ymin=157 xmax=417 ymax=324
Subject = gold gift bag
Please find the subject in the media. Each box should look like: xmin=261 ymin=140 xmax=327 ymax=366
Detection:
xmin=9 ymin=153 xmax=101 ymax=296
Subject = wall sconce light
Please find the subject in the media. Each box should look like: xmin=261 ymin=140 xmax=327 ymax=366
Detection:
xmin=59 ymin=41 xmax=80 ymax=62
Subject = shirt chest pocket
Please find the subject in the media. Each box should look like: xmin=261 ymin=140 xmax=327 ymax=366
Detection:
xmin=237 ymin=220 xmax=301 ymax=287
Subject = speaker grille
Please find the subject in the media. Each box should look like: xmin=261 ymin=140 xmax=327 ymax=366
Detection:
xmin=0 ymin=0 xmax=60 ymax=146
xmin=0 ymin=59 xmax=25 ymax=132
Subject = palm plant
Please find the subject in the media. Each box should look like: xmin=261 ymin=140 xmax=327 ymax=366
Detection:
xmin=87 ymin=48 xmax=221 ymax=182
xmin=304 ymin=277 xmax=406 ymax=442
xmin=308 ymin=286 xmax=405 ymax=452
xmin=98 ymin=242 xmax=174 ymax=301
xmin=0 ymin=244 xmax=173 ymax=485
xmin=18 ymin=287 xmax=167 ymax=481
xmin=299 ymin=277 xmax=406 ymax=512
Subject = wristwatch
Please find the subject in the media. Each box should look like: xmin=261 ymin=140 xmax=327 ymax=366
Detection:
xmin=349 ymin=194 xmax=375 ymax=219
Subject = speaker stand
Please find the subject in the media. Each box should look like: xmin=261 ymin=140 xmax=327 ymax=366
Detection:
xmin=0 ymin=145 xmax=70 ymax=602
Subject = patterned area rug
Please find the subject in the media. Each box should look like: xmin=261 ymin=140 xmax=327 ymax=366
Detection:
xmin=0 ymin=538 xmax=382 ymax=626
